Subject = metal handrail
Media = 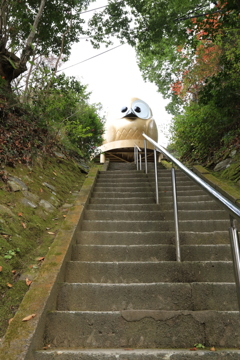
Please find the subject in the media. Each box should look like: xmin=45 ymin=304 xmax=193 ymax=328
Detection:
xmin=142 ymin=132 xmax=240 ymax=309
xmin=134 ymin=144 xmax=142 ymax=170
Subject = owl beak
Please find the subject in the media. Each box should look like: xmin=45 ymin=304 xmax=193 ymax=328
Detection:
xmin=123 ymin=108 xmax=138 ymax=119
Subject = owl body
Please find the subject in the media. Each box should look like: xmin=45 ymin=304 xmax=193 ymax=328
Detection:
xmin=99 ymin=98 xmax=158 ymax=161
xmin=103 ymin=98 xmax=158 ymax=144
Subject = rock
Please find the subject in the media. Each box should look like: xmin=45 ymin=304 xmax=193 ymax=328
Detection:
xmin=7 ymin=176 xmax=28 ymax=191
xmin=23 ymin=175 xmax=34 ymax=183
xmin=230 ymin=150 xmax=237 ymax=158
xmin=7 ymin=180 xmax=22 ymax=192
xmin=75 ymin=161 xmax=89 ymax=174
xmin=35 ymin=208 xmax=48 ymax=220
xmin=21 ymin=198 xmax=38 ymax=209
xmin=22 ymin=191 xmax=40 ymax=203
xmin=72 ymin=191 xmax=79 ymax=197
xmin=39 ymin=200 xmax=56 ymax=212
xmin=214 ymin=158 xmax=232 ymax=172
xmin=54 ymin=151 xmax=66 ymax=159
xmin=50 ymin=195 xmax=61 ymax=208
xmin=42 ymin=182 xmax=56 ymax=192
xmin=62 ymin=203 xmax=73 ymax=209
xmin=0 ymin=205 xmax=16 ymax=217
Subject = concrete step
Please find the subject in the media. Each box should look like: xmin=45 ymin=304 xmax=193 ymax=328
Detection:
xmin=57 ymin=282 xmax=238 ymax=311
xmin=89 ymin=194 xmax=214 ymax=203
xmin=81 ymin=220 xmax=171 ymax=232
xmin=159 ymin=194 xmax=213 ymax=202
xmin=86 ymin=204 xmax=162 ymax=211
xmin=89 ymin=197 xmax=155 ymax=204
xmin=72 ymin=244 xmax=175 ymax=262
xmin=94 ymin=183 xmax=200 ymax=191
xmin=91 ymin=191 xmax=154 ymax=198
xmin=159 ymin=189 xmax=208 ymax=196
xmin=65 ymin=261 xmax=234 ymax=283
xmin=87 ymin=201 xmax=222 ymax=211
xmin=107 ymin=163 xmax=137 ymax=170
xmin=96 ymin=180 xmax=150 ymax=186
xmin=98 ymin=173 xmax=146 ymax=179
xmin=83 ymin=210 xmax=165 ymax=221
xmin=43 ymin=310 xmax=240 ymax=348
xmin=149 ymin=172 xmax=192 ymax=179
xmin=80 ymin=219 xmax=229 ymax=232
xmin=83 ymin=210 xmax=227 ymax=221
xmin=159 ymin=184 xmax=203 ymax=191
xmin=148 ymin=176 xmax=199 ymax=183
xmin=94 ymin=186 xmax=152 ymax=192
xmin=71 ymin=244 xmax=231 ymax=262
xmin=77 ymin=230 xmax=230 ymax=245
xmin=35 ymin=348 xmax=240 ymax=360
xmin=149 ymin=174 xmax=192 ymax=180
xmin=92 ymin=189 xmax=207 ymax=197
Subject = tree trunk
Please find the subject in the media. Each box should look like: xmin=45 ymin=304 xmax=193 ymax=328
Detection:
xmin=0 ymin=0 xmax=46 ymax=92
xmin=0 ymin=48 xmax=27 ymax=91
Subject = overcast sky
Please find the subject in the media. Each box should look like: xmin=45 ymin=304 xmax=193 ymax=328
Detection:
xmin=62 ymin=1 xmax=172 ymax=146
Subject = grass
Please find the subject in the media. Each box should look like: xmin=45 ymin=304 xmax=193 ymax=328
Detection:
xmin=0 ymin=155 xmax=86 ymax=338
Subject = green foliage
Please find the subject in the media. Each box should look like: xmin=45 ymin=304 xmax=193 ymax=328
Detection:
xmin=88 ymin=1 xmax=223 ymax=95
xmin=170 ymin=26 xmax=240 ymax=163
xmin=88 ymin=1 xmax=240 ymax=166
xmin=28 ymin=73 xmax=104 ymax=159
xmin=4 ymin=249 xmax=20 ymax=260
xmin=194 ymin=343 xmax=205 ymax=349
xmin=65 ymin=103 xmax=105 ymax=157
xmin=0 ymin=71 xmax=105 ymax=164
xmin=171 ymin=101 xmax=222 ymax=161
xmin=171 ymin=94 xmax=240 ymax=163
xmin=3 ymin=0 xmax=91 ymax=58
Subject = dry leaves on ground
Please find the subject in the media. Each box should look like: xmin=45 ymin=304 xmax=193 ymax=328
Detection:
xmin=22 ymin=314 xmax=36 ymax=322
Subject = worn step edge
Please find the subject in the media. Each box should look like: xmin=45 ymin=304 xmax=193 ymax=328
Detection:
xmin=57 ymin=282 xmax=238 ymax=311
xmin=83 ymin=210 xmax=227 ymax=221
xmin=0 ymin=166 xmax=100 ymax=360
xmin=71 ymin=243 xmax=231 ymax=262
xmin=34 ymin=348 xmax=240 ymax=360
xmin=43 ymin=310 xmax=240 ymax=348
xmin=65 ymin=261 xmax=234 ymax=283
xmin=77 ymin=230 xmax=230 ymax=245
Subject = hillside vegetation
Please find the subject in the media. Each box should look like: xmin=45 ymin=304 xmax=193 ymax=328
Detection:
xmin=0 ymin=0 xmax=240 ymax=341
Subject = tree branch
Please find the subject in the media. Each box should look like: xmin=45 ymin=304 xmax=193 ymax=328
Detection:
xmin=20 ymin=0 xmax=46 ymax=66
xmin=175 ymin=9 xmax=223 ymax=22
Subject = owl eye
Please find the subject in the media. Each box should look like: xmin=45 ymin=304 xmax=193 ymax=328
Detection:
xmin=121 ymin=106 xmax=128 ymax=113
xmin=134 ymin=106 xmax=141 ymax=113
xmin=132 ymin=100 xmax=152 ymax=119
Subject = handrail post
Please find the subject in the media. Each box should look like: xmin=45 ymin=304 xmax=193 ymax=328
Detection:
xmin=144 ymin=139 xmax=148 ymax=174
xmin=229 ymin=215 xmax=240 ymax=309
xmin=154 ymin=149 xmax=159 ymax=204
xmin=172 ymin=167 xmax=181 ymax=262
xmin=139 ymin=153 xmax=142 ymax=171
xmin=135 ymin=146 xmax=139 ymax=171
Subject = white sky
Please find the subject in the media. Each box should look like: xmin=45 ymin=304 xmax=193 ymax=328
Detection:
xmin=62 ymin=1 xmax=172 ymax=146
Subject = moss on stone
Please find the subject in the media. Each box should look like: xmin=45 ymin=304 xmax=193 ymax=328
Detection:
xmin=0 ymin=155 xmax=87 ymax=338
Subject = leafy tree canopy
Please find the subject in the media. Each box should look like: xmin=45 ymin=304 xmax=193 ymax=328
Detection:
xmin=88 ymin=1 xmax=239 ymax=98
xmin=87 ymin=0 xmax=240 ymax=163
xmin=0 ymin=0 xmax=93 ymax=88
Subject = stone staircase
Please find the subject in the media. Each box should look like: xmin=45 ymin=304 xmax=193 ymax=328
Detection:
xmin=35 ymin=162 xmax=240 ymax=359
